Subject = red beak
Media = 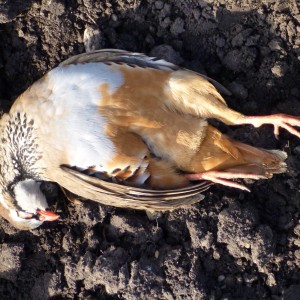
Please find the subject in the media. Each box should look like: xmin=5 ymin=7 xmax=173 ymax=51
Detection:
xmin=36 ymin=210 xmax=59 ymax=221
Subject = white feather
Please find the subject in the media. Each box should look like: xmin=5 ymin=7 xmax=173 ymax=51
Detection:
xmin=14 ymin=180 xmax=48 ymax=212
xmin=40 ymin=62 xmax=124 ymax=168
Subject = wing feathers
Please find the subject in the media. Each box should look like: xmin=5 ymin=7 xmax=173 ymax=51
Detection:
xmin=59 ymin=49 xmax=231 ymax=95
xmin=59 ymin=165 xmax=211 ymax=211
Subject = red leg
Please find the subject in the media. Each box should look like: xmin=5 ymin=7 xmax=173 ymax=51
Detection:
xmin=236 ymin=114 xmax=300 ymax=139
xmin=185 ymin=171 xmax=267 ymax=192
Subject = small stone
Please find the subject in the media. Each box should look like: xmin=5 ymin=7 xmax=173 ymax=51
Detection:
xmin=213 ymin=250 xmax=221 ymax=260
xmin=271 ymin=62 xmax=289 ymax=77
xmin=218 ymin=275 xmax=225 ymax=282
xmin=155 ymin=0 xmax=164 ymax=10
xmin=111 ymin=14 xmax=118 ymax=22
xmin=170 ymin=17 xmax=185 ymax=36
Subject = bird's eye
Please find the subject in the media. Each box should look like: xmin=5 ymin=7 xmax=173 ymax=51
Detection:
xmin=17 ymin=211 xmax=34 ymax=219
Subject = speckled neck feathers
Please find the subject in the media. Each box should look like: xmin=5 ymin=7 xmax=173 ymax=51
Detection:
xmin=0 ymin=112 xmax=42 ymax=200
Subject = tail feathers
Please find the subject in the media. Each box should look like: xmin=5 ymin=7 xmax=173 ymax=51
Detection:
xmin=228 ymin=140 xmax=287 ymax=177
xmin=189 ymin=125 xmax=287 ymax=178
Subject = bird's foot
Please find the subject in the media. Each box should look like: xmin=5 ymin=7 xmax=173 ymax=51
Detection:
xmin=238 ymin=114 xmax=300 ymax=139
xmin=184 ymin=171 xmax=267 ymax=192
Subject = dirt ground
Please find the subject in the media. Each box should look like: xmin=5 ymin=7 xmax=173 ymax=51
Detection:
xmin=0 ymin=0 xmax=300 ymax=299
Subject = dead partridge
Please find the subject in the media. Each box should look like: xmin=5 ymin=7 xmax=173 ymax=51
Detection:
xmin=0 ymin=49 xmax=299 ymax=230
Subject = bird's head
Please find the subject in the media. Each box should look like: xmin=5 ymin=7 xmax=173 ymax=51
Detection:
xmin=0 ymin=179 xmax=59 ymax=230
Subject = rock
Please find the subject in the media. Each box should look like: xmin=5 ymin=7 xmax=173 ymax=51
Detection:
xmin=150 ymin=44 xmax=183 ymax=65
xmin=170 ymin=17 xmax=185 ymax=36
xmin=271 ymin=61 xmax=289 ymax=77
xmin=155 ymin=1 xmax=164 ymax=10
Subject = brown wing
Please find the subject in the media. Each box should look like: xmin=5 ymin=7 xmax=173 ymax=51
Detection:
xmin=58 ymin=165 xmax=212 ymax=211
xmin=59 ymin=49 xmax=231 ymax=96
xmin=64 ymin=50 xmax=239 ymax=124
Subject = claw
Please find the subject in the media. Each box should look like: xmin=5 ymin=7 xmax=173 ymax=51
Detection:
xmin=238 ymin=114 xmax=300 ymax=139
xmin=274 ymin=125 xmax=280 ymax=140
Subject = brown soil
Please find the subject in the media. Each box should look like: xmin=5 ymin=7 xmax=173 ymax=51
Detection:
xmin=0 ymin=1 xmax=300 ymax=299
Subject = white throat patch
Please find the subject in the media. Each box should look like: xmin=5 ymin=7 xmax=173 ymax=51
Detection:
xmin=14 ymin=180 xmax=48 ymax=213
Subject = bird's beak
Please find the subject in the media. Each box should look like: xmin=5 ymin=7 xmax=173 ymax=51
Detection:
xmin=36 ymin=210 xmax=59 ymax=221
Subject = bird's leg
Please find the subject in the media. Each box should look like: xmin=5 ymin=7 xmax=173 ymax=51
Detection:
xmin=185 ymin=171 xmax=267 ymax=192
xmin=235 ymin=114 xmax=300 ymax=139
